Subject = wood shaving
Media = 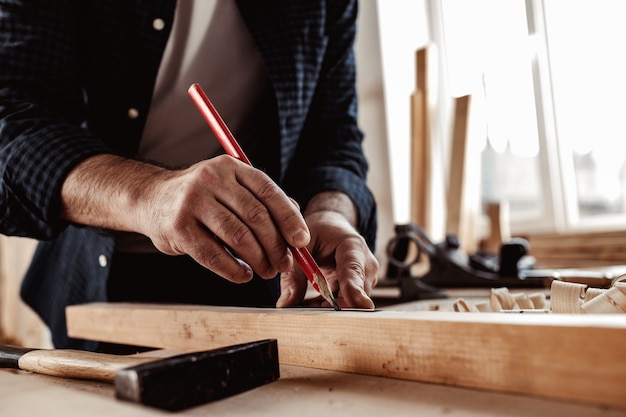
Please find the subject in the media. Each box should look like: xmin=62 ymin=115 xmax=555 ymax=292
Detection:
xmin=452 ymin=274 xmax=626 ymax=314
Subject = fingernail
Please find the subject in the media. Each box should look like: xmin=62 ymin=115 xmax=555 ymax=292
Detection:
xmin=238 ymin=260 xmax=254 ymax=282
xmin=356 ymin=288 xmax=375 ymax=309
xmin=293 ymin=229 xmax=310 ymax=246
xmin=276 ymin=293 xmax=289 ymax=308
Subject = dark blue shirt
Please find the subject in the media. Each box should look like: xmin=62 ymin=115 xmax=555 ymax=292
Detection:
xmin=0 ymin=0 xmax=377 ymax=348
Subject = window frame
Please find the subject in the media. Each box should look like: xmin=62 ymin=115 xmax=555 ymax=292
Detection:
xmin=429 ymin=0 xmax=626 ymax=238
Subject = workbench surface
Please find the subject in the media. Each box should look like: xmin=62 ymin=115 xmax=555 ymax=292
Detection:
xmin=2 ymin=364 xmax=625 ymax=417
xmin=4 ymin=287 xmax=625 ymax=416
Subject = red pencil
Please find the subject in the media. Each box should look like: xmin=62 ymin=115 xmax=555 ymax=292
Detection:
xmin=188 ymin=83 xmax=340 ymax=310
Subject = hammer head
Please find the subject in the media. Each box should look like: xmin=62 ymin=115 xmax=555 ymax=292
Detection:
xmin=114 ymin=339 xmax=279 ymax=411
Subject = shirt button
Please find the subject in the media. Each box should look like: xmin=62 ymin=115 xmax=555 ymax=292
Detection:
xmin=128 ymin=108 xmax=139 ymax=119
xmin=98 ymin=255 xmax=108 ymax=268
xmin=153 ymin=18 xmax=165 ymax=31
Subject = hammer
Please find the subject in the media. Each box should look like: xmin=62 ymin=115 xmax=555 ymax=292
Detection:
xmin=0 ymin=339 xmax=279 ymax=411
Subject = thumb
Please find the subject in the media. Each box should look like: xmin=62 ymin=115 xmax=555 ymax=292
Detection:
xmin=276 ymin=268 xmax=308 ymax=308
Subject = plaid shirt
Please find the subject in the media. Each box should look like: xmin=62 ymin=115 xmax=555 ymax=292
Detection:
xmin=0 ymin=0 xmax=376 ymax=348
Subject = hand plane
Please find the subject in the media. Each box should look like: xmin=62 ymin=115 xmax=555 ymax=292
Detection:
xmin=381 ymin=223 xmax=616 ymax=302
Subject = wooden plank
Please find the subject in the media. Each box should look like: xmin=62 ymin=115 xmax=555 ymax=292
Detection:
xmin=67 ymin=303 xmax=626 ymax=409
xmin=529 ymin=237 xmax=626 ymax=251
xmin=528 ymin=232 xmax=626 ymax=254
xmin=446 ymin=95 xmax=481 ymax=253
xmin=446 ymin=95 xmax=470 ymax=241
xmin=533 ymin=250 xmax=626 ymax=262
xmin=526 ymin=231 xmax=626 ymax=268
xmin=534 ymin=258 xmax=626 ymax=269
xmin=528 ymin=229 xmax=626 ymax=241
xmin=481 ymin=201 xmax=511 ymax=254
xmin=411 ymin=47 xmax=431 ymax=231
xmin=0 ymin=236 xmax=50 ymax=347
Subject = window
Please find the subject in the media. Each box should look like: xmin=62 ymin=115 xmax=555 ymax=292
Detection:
xmin=436 ymin=0 xmax=626 ymax=235
xmin=544 ymin=0 xmax=626 ymax=229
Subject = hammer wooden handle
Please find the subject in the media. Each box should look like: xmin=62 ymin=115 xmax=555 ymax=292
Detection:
xmin=0 ymin=345 xmax=156 ymax=382
xmin=2 ymin=340 xmax=280 ymax=411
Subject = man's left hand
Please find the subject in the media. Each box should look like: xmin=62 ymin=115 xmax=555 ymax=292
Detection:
xmin=276 ymin=209 xmax=378 ymax=309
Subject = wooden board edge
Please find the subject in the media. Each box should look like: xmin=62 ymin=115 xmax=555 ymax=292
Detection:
xmin=67 ymin=303 xmax=626 ymax=410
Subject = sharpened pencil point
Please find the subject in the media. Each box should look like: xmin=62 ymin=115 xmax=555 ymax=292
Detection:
xmin=312 ymin=272 xmax=341 ymax=311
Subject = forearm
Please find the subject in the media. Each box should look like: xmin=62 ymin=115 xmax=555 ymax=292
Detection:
xmin=291 ymin=169 xmax=376 ymax=249
xmin=60 ymin=154 xmax=167 ymax=233
xmin=61 ymin=153 xmax=310 ymax=281
xmin=304 ymin=191 xmax=358 ymax=229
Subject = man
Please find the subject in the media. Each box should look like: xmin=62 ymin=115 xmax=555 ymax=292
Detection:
xmin=0 ymin=0 xmax=378 ymax=350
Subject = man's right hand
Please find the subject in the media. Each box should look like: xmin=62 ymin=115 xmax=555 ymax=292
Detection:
xmin=60 ymin=154 xmax=310 ymax=282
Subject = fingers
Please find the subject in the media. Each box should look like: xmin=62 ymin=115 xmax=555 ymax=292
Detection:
xmin=145 ymin=156 xmax=309 ymax=282
xmin=234 ymin=163 xmax=310 ymax=248
xmin=207 ymin=190 xmax=292 ymax=278
xmin=275 ymin=237 xmax=379 ymax=310
xmin=272 ymin=210 xmax=379 ymax=310
xmin=275 ymin=267 xmax=308 ymax=308
xmin=203 ymin=157 xmax=308 ymax=277
xmin=179 ymin=224 xmax=255 ymax=283
xmin=332 ymin=236 xmax=378 ymax=309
